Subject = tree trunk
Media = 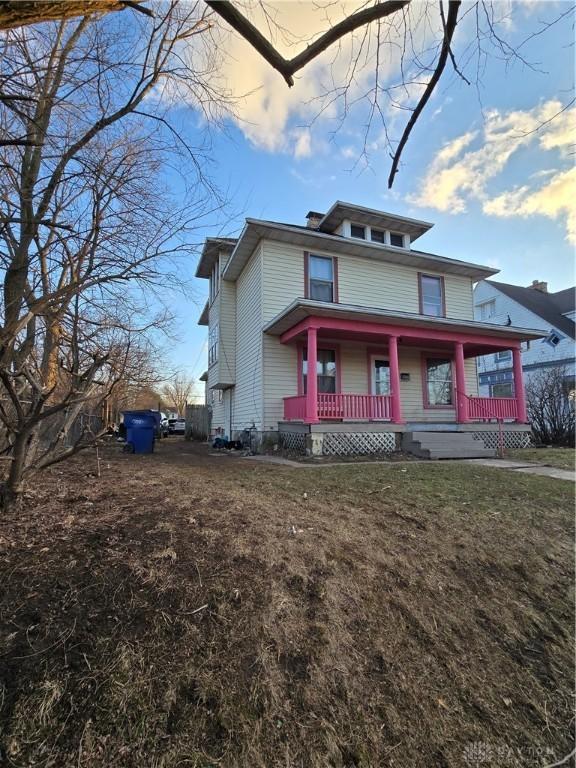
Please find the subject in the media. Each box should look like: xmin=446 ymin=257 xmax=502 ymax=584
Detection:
xmin=0 ymin=429 xmax=30 ymax=512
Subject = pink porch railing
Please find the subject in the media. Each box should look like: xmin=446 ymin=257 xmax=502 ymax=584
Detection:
xmin=283 ymin=393 xmax=392 ymax=421
xmin=467 ymin=396 xmax=518 ymax=421
xmin=283 ymin=395 xmax=307 ymax=421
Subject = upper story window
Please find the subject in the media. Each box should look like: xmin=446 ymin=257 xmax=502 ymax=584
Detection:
xmin=389 ymin=232 xmax=404 ymax=248
xmin=495 ymin=350 xmax=512 ymax=363
xmin=209 ymin=262 xmax=219 ymax=304
xmin=370 ymin=228 xmax=385 ymax=244
xmin=208 ymin=323 xmax=219 ymax=366
xmin=350 ymin=224 xmax=366 ymax=239
xmin=478 ymin=299 xmax=496 ymax=320
xmin=419 ymin=274 xmax=445 ymax=317
xmin=308 ymin=254 xmax=336 ymax=302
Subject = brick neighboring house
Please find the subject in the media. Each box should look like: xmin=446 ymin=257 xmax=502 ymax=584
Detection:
xmin=474 ymin=280 xmax=575 ymax=399
xmin=197 ymin=202 xmax=544 ymax=457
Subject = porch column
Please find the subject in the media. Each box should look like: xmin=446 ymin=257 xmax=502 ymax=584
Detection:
xmin=388 ymin=334 xmax=403 ymax=423
xmin=305 ymin=326 xmax=319 ymax=424
xmin=512 ymin=347 xmax=528 ymax=423
xmin=454 ymin=341 xmax=469 ymax=423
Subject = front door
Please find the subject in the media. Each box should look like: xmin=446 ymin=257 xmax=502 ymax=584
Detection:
xmin=371 ymin=357 xmax=390 ymax=395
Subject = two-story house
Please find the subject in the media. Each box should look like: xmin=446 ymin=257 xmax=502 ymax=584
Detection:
xmin=474 ymin=280 xmax=575 ymax=397
xmin=197 ymin=202 xmax=542 ymax=457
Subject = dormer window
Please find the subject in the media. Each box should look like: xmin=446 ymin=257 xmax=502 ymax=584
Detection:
xmin=370 ymin=229 xmax=385 ymax=244
xmin=390 ymin=232 xmax=404 ymax=248
xmin=350 ymin=224 xmax=366 ymax=239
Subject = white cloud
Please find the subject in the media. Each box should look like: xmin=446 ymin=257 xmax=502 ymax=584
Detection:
xmin=174 ymin=1 xmax=443 ymax=157
xmin=292 ymin=128 xmax=312 ymax=158
xmin=484 ymin=167 xmax=576 ymax=244
xmin=409 ymin=100 xmax=576 ymax=240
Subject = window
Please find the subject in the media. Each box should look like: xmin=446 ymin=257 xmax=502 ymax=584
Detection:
xmin=209 ymin=262 xmax=219 ymax=304
xmin=478 ymin=300 xmax=496 ymax=320
xmin=495 ymin=350 xmax=512 ymax=363
xmin=308 ymin=254 xmax=334 ymax=302
xmin=544 ymin=330 xmax=563 ymax=347
xmin=208 ymin=323 xmax=219 ymax=365
xmin=350 ymin=224 xmax=366 ymax=239
xmin=424 ymin=357 xmax=453 ymax=407
xmin=491 ymin=382 xmax=514 ymax=397
xmin=302 ymin=348 xmax=337 ymax=394
xmin=419 ymin=274 xmax=445 ymax=317
xmin=370 ymin=228 xmax=385 ymax=244
xmin=522 ymin=340 xmax=531 ymax=351
xmin=390 ymin=232 xmax=404 ymax=248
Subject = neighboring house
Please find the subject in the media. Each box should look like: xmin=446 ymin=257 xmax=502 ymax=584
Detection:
xmin=197 ymin=202 xmax=543 ymax=456
xmin=474 ymin=280 xmax=575 ymax=398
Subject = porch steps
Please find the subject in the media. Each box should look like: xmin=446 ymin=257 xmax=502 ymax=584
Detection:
xmin=402 ymin=431 xmax=496 ymax=460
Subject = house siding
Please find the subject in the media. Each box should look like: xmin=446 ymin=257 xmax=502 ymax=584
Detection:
xmin=233 ymin=245 xmax=264 ymax=431
xmin=258 ymin=238 xmax=477 ymax=427
xmin=260 ymin=238 xmax=475 ymax=321
xmin=474 ymin=281 xmax=575 ymax=396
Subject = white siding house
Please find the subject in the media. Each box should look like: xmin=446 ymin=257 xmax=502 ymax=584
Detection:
xmin=197 ymin=202 xmax=543 ymax=455
xmin=474 ymin=280 xmax=575 ymax=397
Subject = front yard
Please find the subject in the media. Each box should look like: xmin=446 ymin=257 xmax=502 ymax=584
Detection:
xmin=505 ymin=447 xmax=575 ymax=471
xmin=0 ymin=441 xmax=573 ymax=767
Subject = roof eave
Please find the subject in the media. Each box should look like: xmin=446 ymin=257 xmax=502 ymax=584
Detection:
xmin=263 ymin=299 xmax=546 ymax=340
xmin=195 ymin=238 xmax=236 ymax=279
xmin=318 ymin=200 xmax=434 ymax=240
xmin=223 ymin=219 xmax=498 ymax=282
xmin=197 ymin=301 xmax=209 ymax=326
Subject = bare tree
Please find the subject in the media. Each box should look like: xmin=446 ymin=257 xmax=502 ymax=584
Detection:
xmin=206 ymin=1 xmax=573 ymax=186
xmin=0 ymin=1 xmax=153 ymax=30
xmin=162 ymin=373 xmax=196 ymax=417
xmin=0 ymin=5 xmax=228 ymax=509
xmin=526 ymin=366 xmax=575 ymax=447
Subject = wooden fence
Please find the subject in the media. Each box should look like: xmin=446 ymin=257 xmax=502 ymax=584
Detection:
xmin=185 ymin=404 xmax=210 ymax=441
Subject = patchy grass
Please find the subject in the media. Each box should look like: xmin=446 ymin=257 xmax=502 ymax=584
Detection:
xmin=0 ymin=441 xmax=574 ymax=767
xmin=505 ymin=447 xmax=575 ymax=471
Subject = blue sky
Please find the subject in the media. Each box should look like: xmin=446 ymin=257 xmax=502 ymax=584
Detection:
xmin=162 ymin=1 xmax=575 ymax=386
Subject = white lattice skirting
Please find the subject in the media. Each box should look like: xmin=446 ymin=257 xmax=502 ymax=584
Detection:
xmin=279 ymin=431 xmax=307 ymax=455
xmin=322 ymin=432 xmax=397 ymax=456
xmin=472 ymin=430 xmax=533 ymax=449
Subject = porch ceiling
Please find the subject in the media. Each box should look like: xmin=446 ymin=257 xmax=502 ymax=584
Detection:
xmin=264 ymin=299 xmax=545 ymax=354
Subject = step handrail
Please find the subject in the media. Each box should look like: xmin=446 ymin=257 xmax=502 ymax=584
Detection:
xmin=455 ymin=389 xmax=505 ymax=458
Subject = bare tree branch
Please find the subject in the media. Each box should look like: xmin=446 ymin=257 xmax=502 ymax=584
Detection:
xmin=388 ymin=0 xmax=461 ymax=187
xmin=205 ymin=0 xmax=410 ymax=87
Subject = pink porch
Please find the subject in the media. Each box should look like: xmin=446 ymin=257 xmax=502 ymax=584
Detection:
xmin=278 ymin=314 xmax=530 ymax=426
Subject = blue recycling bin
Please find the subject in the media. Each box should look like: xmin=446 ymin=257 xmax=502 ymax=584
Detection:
xmin=121 ymin=410 xmax=156 ymax=454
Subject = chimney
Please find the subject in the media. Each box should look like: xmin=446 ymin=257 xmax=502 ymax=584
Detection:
xmin=305 ymin=210 xmax=323 ymax=229
xmin=529 ymin=280 xmax=548 ymax=293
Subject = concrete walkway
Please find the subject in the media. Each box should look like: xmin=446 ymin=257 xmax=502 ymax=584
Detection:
xmin=460 ymin=458 xmax=575 ymax=482
xmin=243 ymin=453 xmax=576 ymax=481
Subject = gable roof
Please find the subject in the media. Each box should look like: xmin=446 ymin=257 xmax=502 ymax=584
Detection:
xmin=486 ymin=280 xmax=576 ymax=339
xmin=550 ymin=287 xmax=576 ymax=315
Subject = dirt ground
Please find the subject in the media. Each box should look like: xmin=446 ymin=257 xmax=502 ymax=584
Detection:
xmin=0 ymin=439 xmax=574 ymax=768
